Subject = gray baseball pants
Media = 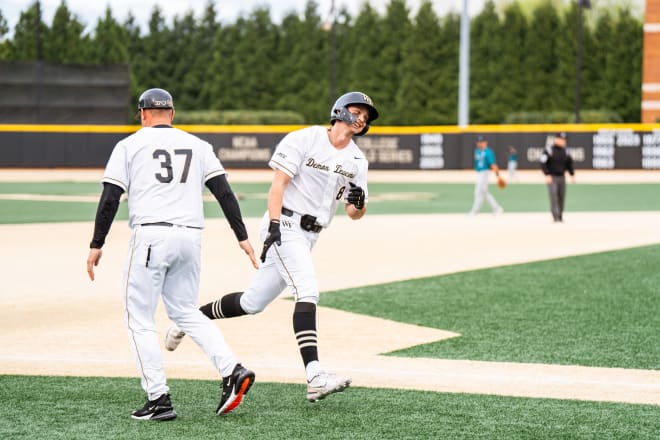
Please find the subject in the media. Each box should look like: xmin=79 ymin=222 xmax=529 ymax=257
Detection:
xmin=547 ymin=175 xmax=566 ymax=221
xmin=469 ymin=170 xmax=501 ymax=215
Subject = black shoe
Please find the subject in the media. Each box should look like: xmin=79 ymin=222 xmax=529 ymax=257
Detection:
xmin=217 ymin=363 xmax=255 ymax=415
xmin=131 ymin=393 xmax=177 ymax=421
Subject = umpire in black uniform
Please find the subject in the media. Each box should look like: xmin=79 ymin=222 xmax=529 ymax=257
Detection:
xmin=540 ymin=132 xmax=575 ymax=222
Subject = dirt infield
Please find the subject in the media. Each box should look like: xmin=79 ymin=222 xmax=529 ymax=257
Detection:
xmin=1 ymin=169 xmax=659 ymax=405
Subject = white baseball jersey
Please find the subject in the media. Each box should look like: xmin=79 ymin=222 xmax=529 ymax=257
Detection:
xmin=102 ymin=126 xmax=225 ymax=228
xmin=238 ymin=125 xmax=369 ymax=314
xmin=102 ymin=125 xmax=238 ymax=399
xmin=268 ymin=125 xmax=369 ymax=227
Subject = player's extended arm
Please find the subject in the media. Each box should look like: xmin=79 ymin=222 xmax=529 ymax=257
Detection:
xmin=260 ymin=169 xmax=290 ymax=262
xmin=267 ymin=169 xmax=290 ymax=221
xmin=491 ymin=163 xmax=506 ymax=188
xmin=87 ymin=182 xmax=124 ymax=281
xmin=206 ymin=174 xmax=257 ymax=269
xmin=567 ymin=155 xmax=575 ymax=181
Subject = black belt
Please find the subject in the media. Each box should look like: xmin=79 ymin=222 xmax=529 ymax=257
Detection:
xmin=141 ymin=222 xmax=202 ymax=230
xmin=281 ymin=207 xmax=322 ymax=233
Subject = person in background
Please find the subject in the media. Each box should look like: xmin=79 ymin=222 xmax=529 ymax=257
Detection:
xmin=468 ymin=135 xmax=503 ymax=216
xmin=540 ymin=132 xmax=575 ymax=222
xmin=507 ymin=146 xmax=518 ymax=182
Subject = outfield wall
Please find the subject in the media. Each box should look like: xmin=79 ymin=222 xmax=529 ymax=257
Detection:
xmin=0 ymin=123 xmax=659 ymax=170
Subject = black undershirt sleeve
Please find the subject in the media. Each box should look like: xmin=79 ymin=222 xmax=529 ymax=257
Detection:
xmin=567 ymin=154 xmax=575 ymax=176
xmin=90 ymin=182 xmax=124 ymax=249
xmin=206 ymin=174 xmax=248 ymax=242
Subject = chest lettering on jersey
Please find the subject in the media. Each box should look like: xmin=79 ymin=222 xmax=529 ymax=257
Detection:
xmin=305 ymin=158 xmax=330 ymax=172
xmin=334 ymin=164 xmax=355 ymax=179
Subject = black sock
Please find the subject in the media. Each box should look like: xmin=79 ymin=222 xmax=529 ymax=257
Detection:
xmin=293 ymin=301 xmax=318 ymax=366
xmin=199 ymin=292 xmax=246 ymax=319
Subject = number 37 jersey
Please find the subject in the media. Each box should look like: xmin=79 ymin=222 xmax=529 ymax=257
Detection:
xmin=102 ymin=126 xmax=225 ymax=228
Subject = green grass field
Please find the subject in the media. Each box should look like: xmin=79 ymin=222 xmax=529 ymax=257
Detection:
xmin=1 ymin=180 xmax=658 ymax=438
xmin=0 ymin=181 xmax=658 ymax=223
xmin=321 ymin=244 xmax=660 ymax=370
xmin=1 ymin=376 xmax=657 ymax=440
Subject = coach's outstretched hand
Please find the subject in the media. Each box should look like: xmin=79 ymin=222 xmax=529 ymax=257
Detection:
xmin=347 ymin=182 xmax=365 ymax=210
xmin=86 ymin=248 xmax=102 ymax=281
xmin=239 ymin=239 xmax=259 ymax=269
xmin=260 ymin=219 xmax=282 ymax=262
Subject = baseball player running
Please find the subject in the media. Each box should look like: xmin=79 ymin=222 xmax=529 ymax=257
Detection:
xmin=165 ymin=91 xmax=378 ymax=403
xmin=86 ymin=88 xmax=258 ymax=421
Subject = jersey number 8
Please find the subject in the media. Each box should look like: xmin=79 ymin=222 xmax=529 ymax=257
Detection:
xmin=335 ymin=186 xmax=346 ymax=200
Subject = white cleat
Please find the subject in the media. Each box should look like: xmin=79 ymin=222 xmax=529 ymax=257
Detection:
xmin=306 ymin=372 xmax=351 ymax=402
xmin=164 ymin=325 xmax=186 ymax=351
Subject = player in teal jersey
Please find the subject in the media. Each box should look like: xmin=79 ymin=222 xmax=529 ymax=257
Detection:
xmin=468 ymin=135 xmax=503 ymax=216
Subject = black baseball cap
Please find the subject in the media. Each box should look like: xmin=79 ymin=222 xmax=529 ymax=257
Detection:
xmin=555 ymin=132 xmax=567 ymax=139
xmin=476 ymin=135 xmax=487 ymax=142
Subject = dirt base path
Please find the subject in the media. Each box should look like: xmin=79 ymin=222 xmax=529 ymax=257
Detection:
xmin=1 ymin=169 xmax=659 ymax=405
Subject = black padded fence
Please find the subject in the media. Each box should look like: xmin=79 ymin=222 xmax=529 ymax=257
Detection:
xmin=0 ymin=124 xmax=659 ymax=169
xmin=0 ymin=61 xmax=130 ymax=124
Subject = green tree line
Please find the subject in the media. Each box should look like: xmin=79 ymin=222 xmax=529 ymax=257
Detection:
xmin=0 ymin=0 xmax=643 ymax=124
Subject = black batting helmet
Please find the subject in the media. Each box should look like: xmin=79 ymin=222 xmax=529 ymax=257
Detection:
xmin=137 ymin=88 xmax=174 ymax=110
xmin=330 ymin=92 xmax=378 ymax=136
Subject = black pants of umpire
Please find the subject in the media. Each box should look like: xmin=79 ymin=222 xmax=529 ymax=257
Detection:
xmin=547 ymin=175 xmax=566 ymax=222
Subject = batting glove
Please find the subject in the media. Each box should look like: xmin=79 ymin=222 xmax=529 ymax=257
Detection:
xmin=260 ymin=219 xmax=281 ymax=262
xmin=347 ymin=182 xmax=365 ymax=210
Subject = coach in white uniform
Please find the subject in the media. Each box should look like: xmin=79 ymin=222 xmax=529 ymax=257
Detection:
xmin=165 ymin=92 xmax=378 ymax=402
xmin=86 ymin=88 xmax=258 ymax=420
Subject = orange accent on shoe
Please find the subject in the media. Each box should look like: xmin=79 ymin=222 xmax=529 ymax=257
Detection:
xmin=222 ymin=378 xmax=252 ymax=414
